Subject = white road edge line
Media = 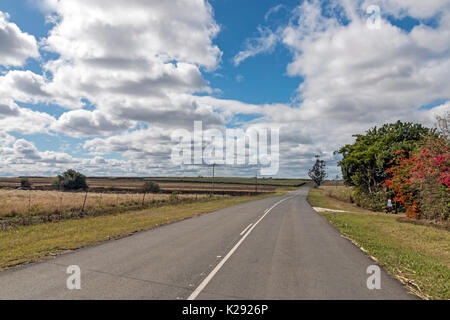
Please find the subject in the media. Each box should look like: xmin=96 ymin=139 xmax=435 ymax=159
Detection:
xmin=187 ymin=195 xmax=295 ymax=300
xmin=239 ymin=223 xmax=253 ymax=236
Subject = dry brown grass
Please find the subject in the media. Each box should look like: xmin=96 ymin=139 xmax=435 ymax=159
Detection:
xmin=0 ymin=189 xmax=208 ymax=218
xmin=320 ymin=186 xmax=355 ymax=203
xmin=0 ymin=191 xmax=285 ymax=271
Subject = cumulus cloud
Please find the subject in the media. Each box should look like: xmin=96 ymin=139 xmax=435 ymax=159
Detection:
xmin=0 ymin=99 xmax=55 ymax=134
xmin=0 ymin=11 xmax=39 ymax=67
xmin=281 ymin=0 xmax=450 ymax=123
xmin=227 ymin=0 xmax=450 ymax=177
xmin=0 ymin=0 xmax=224 ymax=136
xmin=1 ymin=0 xmax=449 ymax=177
xmin=0 ymin=137 xmax=136 ymax=176
xmin=37 ymin=0 xmax=221 ymax=110
xmin=51 ymin=109 xmax=133 ymax=138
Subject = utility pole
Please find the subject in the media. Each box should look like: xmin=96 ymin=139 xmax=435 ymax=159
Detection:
xmin=255 ymin=171 xmax=258 ymax=193
xmin=211 ymin=163 xmax=216 ymax=196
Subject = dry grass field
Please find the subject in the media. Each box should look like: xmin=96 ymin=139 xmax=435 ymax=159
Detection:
xmin=0 ymin=192 xmax=286 ymax=271
xmin=0 ymin=176 xmax=302 ymax=224
xmin=320 ymin=185 xmax=355 ymax=203
xmin=0 ymin=189 xmax=208 ymax=219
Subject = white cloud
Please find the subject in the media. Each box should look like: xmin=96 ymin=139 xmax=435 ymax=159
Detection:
xmin=0 ymin=11 xmax=39 ymax=67
xmin=38 ymin=0 xmax=221 ymax=110
xmin=281 ymin=1 xmax=450 ymax=122
xmin=227 ymin=0 xmax=450 ymax=177
xmin=233 ymin=26 xmax=278 ymax=66
xmin=1 ymin=0 xmax=449 ymax=178
xmin=51 ymin=109 xmax=133 ymax=138
xmin=0 ymin=0 xmax=226 ymax=139
xmin=0 ymin=99 xmax=55 ymax=134
xmin=265 ymin=5 xmax=285 ymax=21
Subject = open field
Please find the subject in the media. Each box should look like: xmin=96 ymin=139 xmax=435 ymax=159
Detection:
xmin=0 ymin=189 xmax=210 ymax=219
xmin=0 ymin=191 xmax=287 ymax=272
xmin=0 ymin=176 xmax=307 ymax=192
xmin=308 ymin=187 xmax=450 ymax=300
xmin=0 ymin=176 xmax=300 ymax=228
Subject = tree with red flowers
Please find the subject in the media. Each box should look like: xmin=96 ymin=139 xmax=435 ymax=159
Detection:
xmin=385 ymin=137 xmax=449 ymax=220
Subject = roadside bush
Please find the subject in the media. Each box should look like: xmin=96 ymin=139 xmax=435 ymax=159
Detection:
xmin=353 ymin=189 xmax=388 ymax=212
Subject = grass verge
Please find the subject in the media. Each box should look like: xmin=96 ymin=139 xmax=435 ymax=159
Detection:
xmin=0 ymin=192 xmax=284 ymax=272
xmin=308 ymin=187 xmax=449 ymax=300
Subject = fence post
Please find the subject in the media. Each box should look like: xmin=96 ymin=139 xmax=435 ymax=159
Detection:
xmin=142 ymin=192 xmax=146 ymax=206
xmin=58 ymin=186 xmax=64 ymax=212
xmin=59 ymin=192 xmax=63 ymax=212
xmin=81 ymin=190 xmax=88 ymax=213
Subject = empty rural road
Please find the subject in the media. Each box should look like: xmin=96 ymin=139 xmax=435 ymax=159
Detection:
xmin=0 ymin=187 xmax=416 ymax=299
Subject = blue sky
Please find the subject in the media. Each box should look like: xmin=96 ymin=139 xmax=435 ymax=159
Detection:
xmin=0 ymin=0 xmax=448 ymax=178
xmin=206 ymin=0 xmax=302 ymax=105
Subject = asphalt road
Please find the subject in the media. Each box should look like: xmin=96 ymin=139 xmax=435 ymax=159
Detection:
xmin=0 ymin=187 xmax=416 ymax=299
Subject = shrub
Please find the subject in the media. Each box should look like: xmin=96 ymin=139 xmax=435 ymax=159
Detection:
xmin=143 ymin=181 xmax=160 ymax=193
xmin=20 ymin=178 xmax=32 ymax=189
xmin=55 ymin=169 xmax=88 ymax=191
xmin=169 ymin=192 xmax=179 ymax=202
xmin=385 ymin=137 xmax=449 ymax=220
xmin=353 ymin=189 xmax=388 ymax=212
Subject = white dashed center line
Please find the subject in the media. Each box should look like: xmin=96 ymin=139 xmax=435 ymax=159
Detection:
xmin=187 ymin=195 xmax=295 ymax=300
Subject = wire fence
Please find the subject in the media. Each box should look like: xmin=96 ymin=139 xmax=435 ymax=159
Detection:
xmin=0 ymin=189 xmax=212 ymax=219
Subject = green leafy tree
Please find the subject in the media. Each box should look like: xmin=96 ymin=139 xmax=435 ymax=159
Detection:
xmin=308 ymin=157 xmax=327 ymax=186
xmin=55 ymin=169 xmax=88 ymax=191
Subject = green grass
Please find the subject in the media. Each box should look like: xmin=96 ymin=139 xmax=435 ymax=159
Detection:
xmin=0 ymin=192 xmax=284 ymax=272
xmin=308 ymin=187 xmax=450 ymax=300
